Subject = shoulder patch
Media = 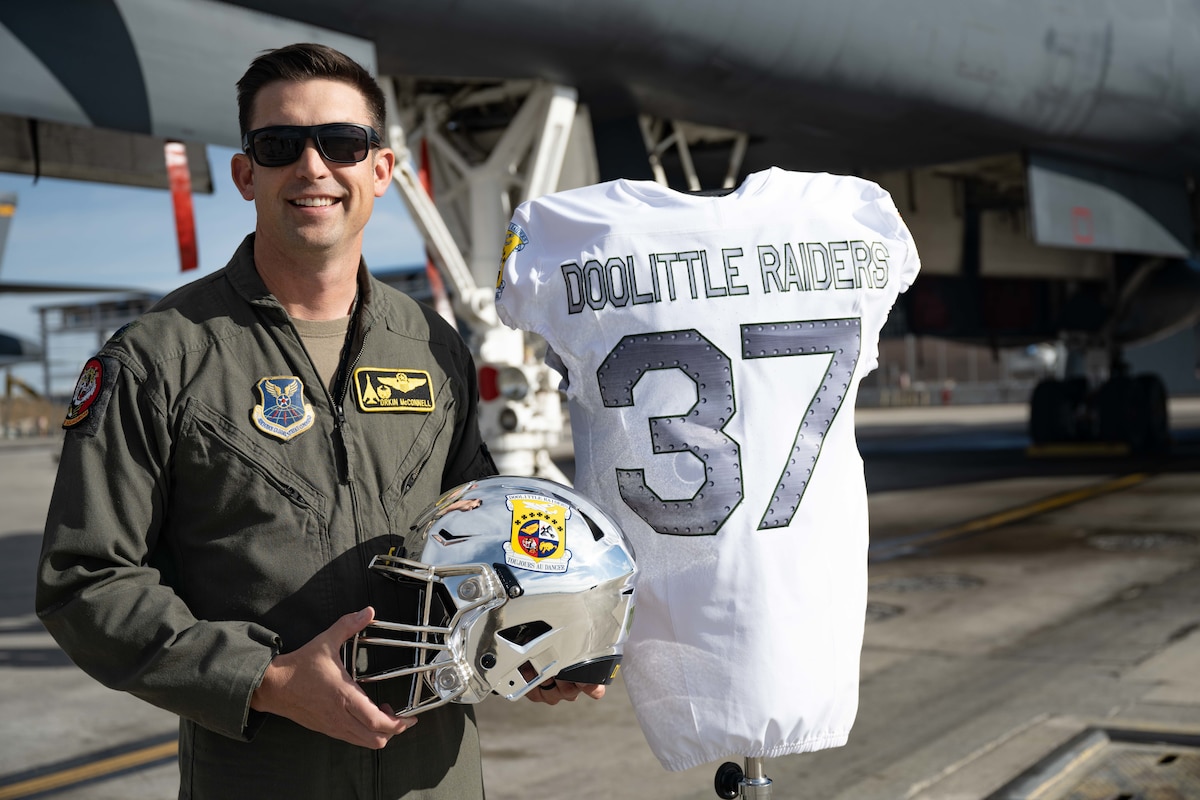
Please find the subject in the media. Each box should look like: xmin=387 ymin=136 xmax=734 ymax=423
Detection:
xmin=62 ymin=356 xmax=119 ymax=435
xmin=497 ymin=221 xmax=528 ymax=301
xmin=353 ymin=368 xmax=435 ymax=413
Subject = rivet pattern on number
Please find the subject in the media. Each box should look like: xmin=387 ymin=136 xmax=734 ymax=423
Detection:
xmin=742 ymin=319 xmax=861 ymax=529
xmin=598 ymin=330 xmax=743 ymax=535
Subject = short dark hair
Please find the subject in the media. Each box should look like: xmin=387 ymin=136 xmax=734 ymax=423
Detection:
xmin=236 ymin=43 xmax=386 ymax=135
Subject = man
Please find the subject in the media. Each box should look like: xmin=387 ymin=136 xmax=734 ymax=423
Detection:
xmin=37 ymin=43 xmax=595 ymax=799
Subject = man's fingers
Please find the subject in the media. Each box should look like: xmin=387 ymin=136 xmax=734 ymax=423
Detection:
xmin=525 ymin=685 xmax=560 ymax=705
xmin=578 ymin=683 xmax=606 ymax=700
xmin=524 ymin=679 xmax=608 ymax=705
xmin=345 ymin=686 xmax=414 ymax=737
xmin=326 ymin=607 xmax=375 ymax=646
xmin=380 ymin=703 xmax=418 ymax=732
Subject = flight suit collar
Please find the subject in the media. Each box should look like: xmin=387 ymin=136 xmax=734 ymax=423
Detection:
xmin=223 ymin=233 xmax=386 ymax=327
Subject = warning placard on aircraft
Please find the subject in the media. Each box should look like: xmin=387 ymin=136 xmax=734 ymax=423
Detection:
xmin=1027 ymin=152 xmax=1193 ymax=258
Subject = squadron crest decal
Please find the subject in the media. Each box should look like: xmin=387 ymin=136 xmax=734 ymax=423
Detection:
xmin=496 ymin=221 xmax=528 ymax=300
xmin=252 ymin=376 xmax=315 ymax=440
xmin=503 ymin=493 xmax=572 ymax=573
xmin=353 ymin=367 xmax=435 ymax=413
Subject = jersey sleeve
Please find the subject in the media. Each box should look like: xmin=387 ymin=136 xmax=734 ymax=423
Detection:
xmin=36 ymin=351 xmax=280 ymax=741
xmin=857 ymin=179 xmax=922 ymax=377
xmin=494 ymin=203 xmax=544 ymax=336
xmin=879 ymin=190 xmax=921 ymax=295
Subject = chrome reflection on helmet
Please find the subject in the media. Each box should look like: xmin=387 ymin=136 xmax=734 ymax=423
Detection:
xmin=347 ymin=476 xmax=638 ymax=717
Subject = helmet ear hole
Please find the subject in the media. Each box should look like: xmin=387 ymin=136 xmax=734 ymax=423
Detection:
xmin=508 ymin=659 xmax=549 ymax=693
xmin=516 ymin=660 xmax=539 ymax=684
xmin=497 ymin=620 xmax=552 ymax=646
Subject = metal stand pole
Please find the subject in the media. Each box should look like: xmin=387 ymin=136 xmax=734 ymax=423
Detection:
xmin=714 ymin=757 xmax=773 ymax=798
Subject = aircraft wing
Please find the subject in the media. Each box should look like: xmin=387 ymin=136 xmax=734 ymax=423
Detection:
xmin=224 ymin=0 xmax=1200 ymax=175
xmin=0 ymin=330 xmax=41 ymax=367
xmin=0 ymin=0 xmax=374 ymax=189
xmin=5 ymin=1 xmax=1198 ymax=178
xmin=0 ymin=282 xmax=145 ymax=294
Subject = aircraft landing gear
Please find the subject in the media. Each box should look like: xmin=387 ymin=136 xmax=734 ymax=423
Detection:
xmin=1095 ymin=372 xmax=1169 ymax=452
xmin=1029 ymin=367 xmax=1169 ymax=453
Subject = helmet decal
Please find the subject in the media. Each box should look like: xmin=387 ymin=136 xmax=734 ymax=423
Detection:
xmin=348 ymin=477 xmax=638 ymax=717
xmin=504 ymin=493 xmax=572 ymax=573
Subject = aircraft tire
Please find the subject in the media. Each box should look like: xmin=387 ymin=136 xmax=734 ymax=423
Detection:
xmin=1135 ymin=373 xmax=1170 ymax=453
xmin=1030 ymin=379 xmax=1076 ymax=443
xmin=1097 ymin=375 xmax=1144 ymax=450
xmin=1063 ymin=376 xmax=1092 ymax=438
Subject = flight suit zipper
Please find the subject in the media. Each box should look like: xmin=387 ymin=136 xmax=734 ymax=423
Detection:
xmin=327 ymin=295 xmax=365 ymax=486
xmin=289 ymin=294 xmax=374 ymax=616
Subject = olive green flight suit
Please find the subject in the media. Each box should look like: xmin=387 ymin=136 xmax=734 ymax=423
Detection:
xmin=37 ymin=235 xmax=496 ymax=799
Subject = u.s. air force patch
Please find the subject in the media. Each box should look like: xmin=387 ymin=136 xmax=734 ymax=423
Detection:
xmin=353 ymin=367 xmax=435 ymax=413
xmin=62 ymin=356 xmax=119 ymax=435
xmin=503 ymin=493 xmax=572 ymax=573
xmin=252 ymin=376 xmax=315 ymax=441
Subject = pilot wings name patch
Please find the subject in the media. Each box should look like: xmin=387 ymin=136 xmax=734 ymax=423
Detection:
xmin=353 ymin=368 xmax=435 ymax=413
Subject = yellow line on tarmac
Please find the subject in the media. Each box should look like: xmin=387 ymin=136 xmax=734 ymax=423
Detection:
xmin=0 ymin=740 xmax=177 ymax=800
xmin=877 ymin=472 xmax=1151 ymax=555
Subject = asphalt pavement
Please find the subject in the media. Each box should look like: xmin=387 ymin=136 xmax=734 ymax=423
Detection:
xmin=2 ymin=400 xmax=1198 ymax=799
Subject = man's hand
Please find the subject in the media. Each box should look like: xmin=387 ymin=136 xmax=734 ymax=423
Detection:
xmin=524 ymin=679 xmax=606 ymax=705
xmin=251 ymin=607 xmax=416 ymax=749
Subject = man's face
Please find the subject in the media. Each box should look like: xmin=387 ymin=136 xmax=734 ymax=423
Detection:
xmin=231 ymin=78 xmax=393 ymax=260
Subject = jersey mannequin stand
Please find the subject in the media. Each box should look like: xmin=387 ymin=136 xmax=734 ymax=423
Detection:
xmin=695 ymin=182 xmax=771 ymax=800
xmin=714 ymin=757 xmax=773 ymax=798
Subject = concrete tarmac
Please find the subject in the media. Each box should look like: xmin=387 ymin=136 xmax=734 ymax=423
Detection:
xmin=2 ymin=401 xmax=1199 ymax=799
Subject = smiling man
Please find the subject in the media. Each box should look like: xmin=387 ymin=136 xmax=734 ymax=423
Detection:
xmin=38 ymin=44 xmax=509 ymax=799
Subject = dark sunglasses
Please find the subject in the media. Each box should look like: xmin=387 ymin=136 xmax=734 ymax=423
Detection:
xmin=241 ymin=123 xmax=382 ymax=167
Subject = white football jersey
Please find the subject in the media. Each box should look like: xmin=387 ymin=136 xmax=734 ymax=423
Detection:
xmin=495 ymin=168 xmax=920 ymax=771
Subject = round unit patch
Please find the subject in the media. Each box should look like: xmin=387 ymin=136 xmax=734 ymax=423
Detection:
xmin=63 ymin=358 xmax=104 ymax=428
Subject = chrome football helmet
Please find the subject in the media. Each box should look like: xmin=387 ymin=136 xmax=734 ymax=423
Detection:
xmin=347 ymin=476 xmax=638 ymax=717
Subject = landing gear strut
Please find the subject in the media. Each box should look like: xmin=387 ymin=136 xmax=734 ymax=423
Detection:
xmin=1029 ymin=360 xmax=1169 ymax=452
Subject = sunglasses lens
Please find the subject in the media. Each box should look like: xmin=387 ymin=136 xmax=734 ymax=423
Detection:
xmin=247 ymin=125 xmax=375 ymax=166
xmin=252 ymin=129 xmax=305 ymax=167
xmin=316 ymin=125 xmax=370 ymax=163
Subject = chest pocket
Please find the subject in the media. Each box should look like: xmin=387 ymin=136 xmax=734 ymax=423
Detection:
xmin=170 ymin=398 xmax=332 ymax=627
xmin=379 ymin=378 xmax=456 ymax=536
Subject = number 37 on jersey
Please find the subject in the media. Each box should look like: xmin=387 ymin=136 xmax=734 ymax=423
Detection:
xmin=594 ymin=317 xmax=862 ymax=537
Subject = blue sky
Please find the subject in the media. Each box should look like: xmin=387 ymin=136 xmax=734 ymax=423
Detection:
xmin=0 ymin=145 xmax=426 ymax=393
